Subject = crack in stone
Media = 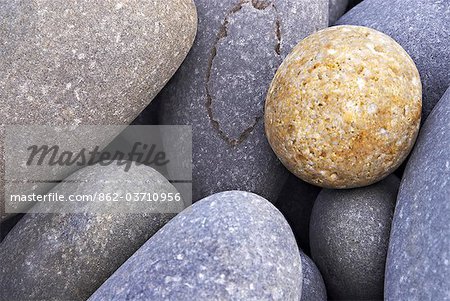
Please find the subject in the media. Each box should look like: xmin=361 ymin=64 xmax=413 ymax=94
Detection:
xmin=205 ymin=0 xmax=282 ymax=147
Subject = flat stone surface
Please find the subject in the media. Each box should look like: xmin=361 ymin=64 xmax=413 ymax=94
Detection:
xmin=329 ymin=0 xmax=348 ymax=25
xmin=301 ymin=252 xmax=327 ymax=301
xmin=159 ymin=0 xmax=328 ymax=202
xmin=275 ymin=174 xmax=321 ymax=255
xmin=88 ymin=191 xmax=302 ymax=301
xmin=310 ymin=175 xmax=399 ymax=300
xmin=0 ymin=0 xmax=197 ymax=222
xmin=336 ymin=0 xmax=450 ymax=121
xmin=0 ymin=163 xmax=181 ymax=301
xmin=265 ymin=25 xmax=421 ymax=189
xmin=385 ymin=88 xmax=450 ymax=300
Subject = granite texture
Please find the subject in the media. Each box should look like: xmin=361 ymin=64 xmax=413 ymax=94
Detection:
xmin=159 ymin=0 xmax=328 ymax=202
xmin=385 ymin=88 xmax=450 ymax=300
xmin=301 ymin=252 xmax=327 ymax=301
xmin=0 ymin=163 xmax=181 ymax=301
xmin=329 ymin=0 xmax=348 ymax=25
xmin=0 ymin=0 xmax=197 ymax=222
xmin=275 ymin=174 xmax=321 ymax=255
xmin=88 ymin=191 xmax=303 ymax=301
xmin=310 ymin=175 xmax=399 ymax=300
xmin=336 ymin=0 xmax=450 ymax=121
xmin=265 ymin=25 xmax=421 ymax=189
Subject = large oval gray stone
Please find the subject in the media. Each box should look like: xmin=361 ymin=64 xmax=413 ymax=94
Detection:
xmin=385 ymin=88 xmax=450 ymax=300
xmin=310 ymin=175 xmax=399 ymax=300
xmin=88 ymin=191 xmax=303 ymax=301
xmin=0 ymin=0 xmax=197 ymax=222
xmin=0 ymin=163 xmax=181 ymax=301
xmin=159 ymin=0 xmax=328 ymax=202
xmin=336 ymin=0 xmax=450 ymax=121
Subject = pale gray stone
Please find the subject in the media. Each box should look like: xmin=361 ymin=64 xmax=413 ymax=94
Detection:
xmin=0 ymin=0 xmax=197 ymax=222
xmin=310 ymin=175 xmax=399 ymax=300
xmin=159 ymin=0 xmax=328 ymax=202
xmin=0 ymin=163 xmax=181 ymax=301
xmin=385 ymin=88 xmax=450 ymax=300
xmin=336 ymin=0 xmax=450 ymax=121
xmin=88 ymin=191 xmax=303 ymax=301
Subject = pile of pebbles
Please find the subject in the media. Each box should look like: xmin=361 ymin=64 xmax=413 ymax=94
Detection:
xmin=1 ymin=0 xmax=449 ymax=300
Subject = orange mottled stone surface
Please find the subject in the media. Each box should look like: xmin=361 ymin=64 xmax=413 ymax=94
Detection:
xmin=265 ymin=25 xmax=422 ymax=188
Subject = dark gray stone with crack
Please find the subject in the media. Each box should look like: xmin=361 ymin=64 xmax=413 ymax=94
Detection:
xmin=336 ymin=0 xmax=450 ymax=121
xmin=88 ymin=191 xmax=303 ymax=301
xmin=301 ymin=252 xmax=327 ymax=301
xmin=310 ymin=175 xmax=399 ymax=300
xmin=385 ymin=88 xmax=450 ymax=301
xmin=0 ymin=163 xmax=181 ymax=301
xmin=159 ymin=0 xmax=328 ymax=202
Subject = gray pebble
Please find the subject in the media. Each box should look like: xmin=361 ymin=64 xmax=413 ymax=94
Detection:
xmin=385 ymin=87 xmax=450 ymax=300
xmin=0 ymin=0 xmax=197 ymax=222
xmin=329 ymin=0 xmax=348 ymax=25
xmin=159 ymin=0 xmax=328 ymax=202
xmin=88 ymin=191 xmax=303 ymax=301
xmin=310 ymin=175 xmax=399 ymax=300
xmin=336 ymin=0 xmax=450 ymax=121
xmin=301 ymin=252 xmax=327 ymax=301
xmin=0 ymin=163 xmax=181 ymax=301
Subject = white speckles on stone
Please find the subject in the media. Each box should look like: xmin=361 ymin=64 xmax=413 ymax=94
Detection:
xmin=367 ymin=103 xmax=378 ymax=114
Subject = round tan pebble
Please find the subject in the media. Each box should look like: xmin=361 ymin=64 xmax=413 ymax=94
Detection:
xmin=265 ymin=25 xmax=422 ymax=188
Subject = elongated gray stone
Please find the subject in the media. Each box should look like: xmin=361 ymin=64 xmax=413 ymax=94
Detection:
xmin=88 ymin=191 xmax=303 ymax=301
xmin=0 ymin=163 xmax=181 ymax=301
xmin=159 ymin=0 xmax=328 ymax=202
xmin=310 ymin=175 xmax=399 ymax=300
xmin=336 ymin=0 xmax=450 ymax=121
xmin=385 ymin=88 xmax=450 ymax=300
xmin=0 ymin=0 xmax=197 ymax=222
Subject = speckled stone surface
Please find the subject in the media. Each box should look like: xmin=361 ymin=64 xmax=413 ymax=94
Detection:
xmin=275 ymin=174 xmax=321 ymax=255
xmin=337 ymin=0 xmax=450 ymax=121
xmin=329 ymin=0 xmax=348 ymax=25
xmin=265 ymin=25 xmax=421 ymax=189
xmin=0 ymin=164 xmax=180 ymax=301
xmin=385 ymin=88 xmax=450 ymax=300
xmin=0 ymin=0 xmax=197 ymax=222
xmin=301 ymin=252 xmax=327 ymax=301
xmin=88 ymin=191 xmax=302 ymax=301
xmin=310 ymin=175 xmax=399 ymax=300
xmin=159 ymin=0 xmax=328 ymax=202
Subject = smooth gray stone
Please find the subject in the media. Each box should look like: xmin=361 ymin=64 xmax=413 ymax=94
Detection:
xmin=385 ymin=88 xmax=450 ymax=300
xmin=275 ymin=174 xmax=321 ymax=255
xmin=0 ymin=163 xmax=181 ymax=301
xmin=88 ymin=191 xmax=303 ymax=301
xmin=329 ymin=0 xmax=348 ymax=25
xmin=159 ymin=0 xmax=328 ymax=202
xmin=0 ymin=0 xmax=197 ymax=222
xmin=301 ymin=252 xmax=327 ymax=301
xmin=336 ymin=0 xmax=450 ymax=121
xmin=310 ymin=175 xmax=399 ymax=300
